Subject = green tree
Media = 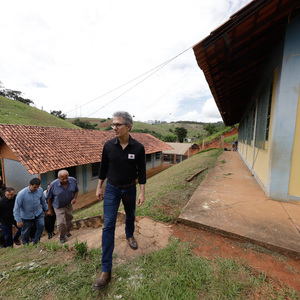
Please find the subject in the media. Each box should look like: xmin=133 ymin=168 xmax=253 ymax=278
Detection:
xmin=164 ymin=134 xmax=177 ymax=142
xmin=174 ymin=127 xmax=188 ymax=143
xmin=0 ymin=82 xmax=34 ymax=105
xmin=204 ymin=124 xmax=218 ymax=136
xmin=50 ymin=110 xmax=67 ymax=120
xmin=72 ymin=118 xmax=98 ymax=129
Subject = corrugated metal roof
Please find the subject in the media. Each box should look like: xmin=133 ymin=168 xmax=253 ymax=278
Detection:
xmin=163 ymin=143 xmax=198 ymax=155
xmin=0 ymin=124 xmax=172 ymax=175
xmin=193 ymin=0 xmax=299 ymax=125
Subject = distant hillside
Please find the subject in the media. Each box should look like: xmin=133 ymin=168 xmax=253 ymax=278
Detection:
xmin=0 ymin=97 xmax=237 ymax=142
xmin=66 ymin=117 xmax=227 ymax=141
xmin=0 ymin=96 xmax=79 ymax=128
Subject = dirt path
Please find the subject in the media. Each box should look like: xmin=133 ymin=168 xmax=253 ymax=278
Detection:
xmin=41 ymin=214 xmax=173 ymax=264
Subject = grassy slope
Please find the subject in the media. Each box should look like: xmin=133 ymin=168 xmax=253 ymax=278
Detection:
xmin=153 ymin=121 xmax=205 ymax=137
xmin=0 ymin=96 xmax=79 ymax=128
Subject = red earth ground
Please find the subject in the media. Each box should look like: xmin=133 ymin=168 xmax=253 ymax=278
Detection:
xmin=203 ymin=127 xmax=239 ymax=150
xmin=172 ymin=223 xmax=300 ymax=292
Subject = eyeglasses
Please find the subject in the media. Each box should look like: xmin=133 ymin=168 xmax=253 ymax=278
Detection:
xmin=111 ymin=123 xmax=125 ymax=129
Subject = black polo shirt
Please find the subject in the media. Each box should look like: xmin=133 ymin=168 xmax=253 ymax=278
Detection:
xmin=0 ymin=195 xmax=17 ymax=225
xmin=99 ymin=136 xmax=146 ymax=185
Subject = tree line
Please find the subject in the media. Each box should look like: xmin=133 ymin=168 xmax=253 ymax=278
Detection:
xmin=0 ymin=81 xmax=34 ymax=105
xmin=0 ymin=81 xmax=70 ymax=122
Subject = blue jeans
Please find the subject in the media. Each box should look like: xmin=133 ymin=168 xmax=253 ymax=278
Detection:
xmin=102 ymin=181 xmax=136 ymax=272
xmin=0 ymin=223 xmax=21 ymax=247
xmin=21 ymin=214 xmax=45 ymax=245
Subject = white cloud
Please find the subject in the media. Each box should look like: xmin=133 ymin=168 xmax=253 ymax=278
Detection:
xmin=0 ymin=0 xmax=252 ymax=123
xmin=176 ymin=98 xmax=222 ymax=123
xmin=202 ymin=98 xmax=222 ymax=121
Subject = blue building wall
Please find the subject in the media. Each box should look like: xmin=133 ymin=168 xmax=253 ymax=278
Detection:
xmin=268 ymin=14 xmax=300 ymax=201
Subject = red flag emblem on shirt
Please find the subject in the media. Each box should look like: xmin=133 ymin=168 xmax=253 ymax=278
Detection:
xmin=128 ymin=154 xmax=135 ymax=159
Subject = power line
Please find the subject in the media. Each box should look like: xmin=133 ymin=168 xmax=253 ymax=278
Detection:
xmin=66 ymin=46 xmax=192 ymax=116
xmin=86 ymin=56 xmax=180 ymax=117
xmin=138 ymin=66 xmax=196 ymax=117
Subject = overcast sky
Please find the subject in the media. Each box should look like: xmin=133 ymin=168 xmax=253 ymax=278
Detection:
xmin=0 ymin=0 xmax=251 ymax=123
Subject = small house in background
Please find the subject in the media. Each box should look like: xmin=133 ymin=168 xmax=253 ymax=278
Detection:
xmin=0 ymin=124 xmax=172 ymax=194
xmin=163 ymin=143 xmax=200 ymax=164
xmin=193 ymin=0 xmax=300 ymax=202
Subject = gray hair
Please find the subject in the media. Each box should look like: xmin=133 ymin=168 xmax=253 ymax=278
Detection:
xmin=58 ymin=169 xmax=69 ymax=177
xmin=113 ymin=111 xmax=133 ymax=130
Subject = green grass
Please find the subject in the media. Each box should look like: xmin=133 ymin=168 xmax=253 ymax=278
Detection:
xmin=74 ymin=202 xmax=104 ymax=220
xmin=0 ymin=244 xmax=102 ymax=299
xmin=109 ymin=238 xmax=297 ymax=300
xmin=224 ymin=133 xmax=238 ymax=144
xmin=74 ymin=239 xmax=88 ymax=259
xmin=0 ymin=96 xmax=78 ymax=128
xmin=199 ymin=125 xmax=232 ymax=144
xmin=0 ymin=238 xmax=298 ymax=299
xmin=136 ymin=148 xmax=223 ymax=222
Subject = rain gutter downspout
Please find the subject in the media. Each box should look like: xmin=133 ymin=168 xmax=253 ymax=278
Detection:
xmin=251 ymin=98 xmax=258 ymax=169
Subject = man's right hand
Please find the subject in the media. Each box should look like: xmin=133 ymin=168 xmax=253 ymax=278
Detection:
xmin=96 ymin=187 xmax=104 ymax=201
xmin=47 ymin=209 xmax=54 ymax=216
xmin=17 ymin=221 xmax=23 ymax=228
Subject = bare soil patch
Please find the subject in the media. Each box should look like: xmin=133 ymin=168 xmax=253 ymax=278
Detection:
xmin=172 ymin=223 xmax=300 ymax=291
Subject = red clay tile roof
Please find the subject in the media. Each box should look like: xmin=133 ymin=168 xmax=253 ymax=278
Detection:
xmin=0 ymin=124 xmax=172 ymax=175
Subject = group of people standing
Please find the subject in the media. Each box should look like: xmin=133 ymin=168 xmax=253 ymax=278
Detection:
xmin=0 ymin=170 xmax=79 ymax=247
xmin=1 ymin=110 xmax=146 ymax=291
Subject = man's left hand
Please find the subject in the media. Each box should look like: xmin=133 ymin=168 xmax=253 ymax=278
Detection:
xmin=71 ymin=198 xmax=76 ymax=204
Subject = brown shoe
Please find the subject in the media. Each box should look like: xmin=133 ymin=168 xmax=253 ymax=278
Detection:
xmin=126 ymin=236 xmax=138 ymax=250
xmin=92 ymin=271 xmax=111 ymax=290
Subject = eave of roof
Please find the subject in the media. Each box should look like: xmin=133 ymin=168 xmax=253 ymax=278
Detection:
xmin=163 ymin=142 xmax=197 ymax=155
xmin=193 ymin=0 xmax=299 ymax=125
xmin=0 ymin=124 xmax=172 ymax=175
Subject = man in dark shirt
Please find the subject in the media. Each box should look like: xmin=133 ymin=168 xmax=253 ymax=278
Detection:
xmin=0 ymin=187 xmax=21 ymax=247
xmin=0 ymin=182 xmax=6 ymax=198
xmin=93 ymin=111 xmax=146 ymax=290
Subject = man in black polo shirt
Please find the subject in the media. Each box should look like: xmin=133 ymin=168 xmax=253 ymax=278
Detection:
xmin=93 ymin=111 xmax=146 ymax=290
xmin=0 ymin=187 xmax=21 ymax=247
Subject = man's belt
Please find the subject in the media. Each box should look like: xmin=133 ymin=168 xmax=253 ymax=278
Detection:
xmin=108 ymin=179 xmax=136 ymax=189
